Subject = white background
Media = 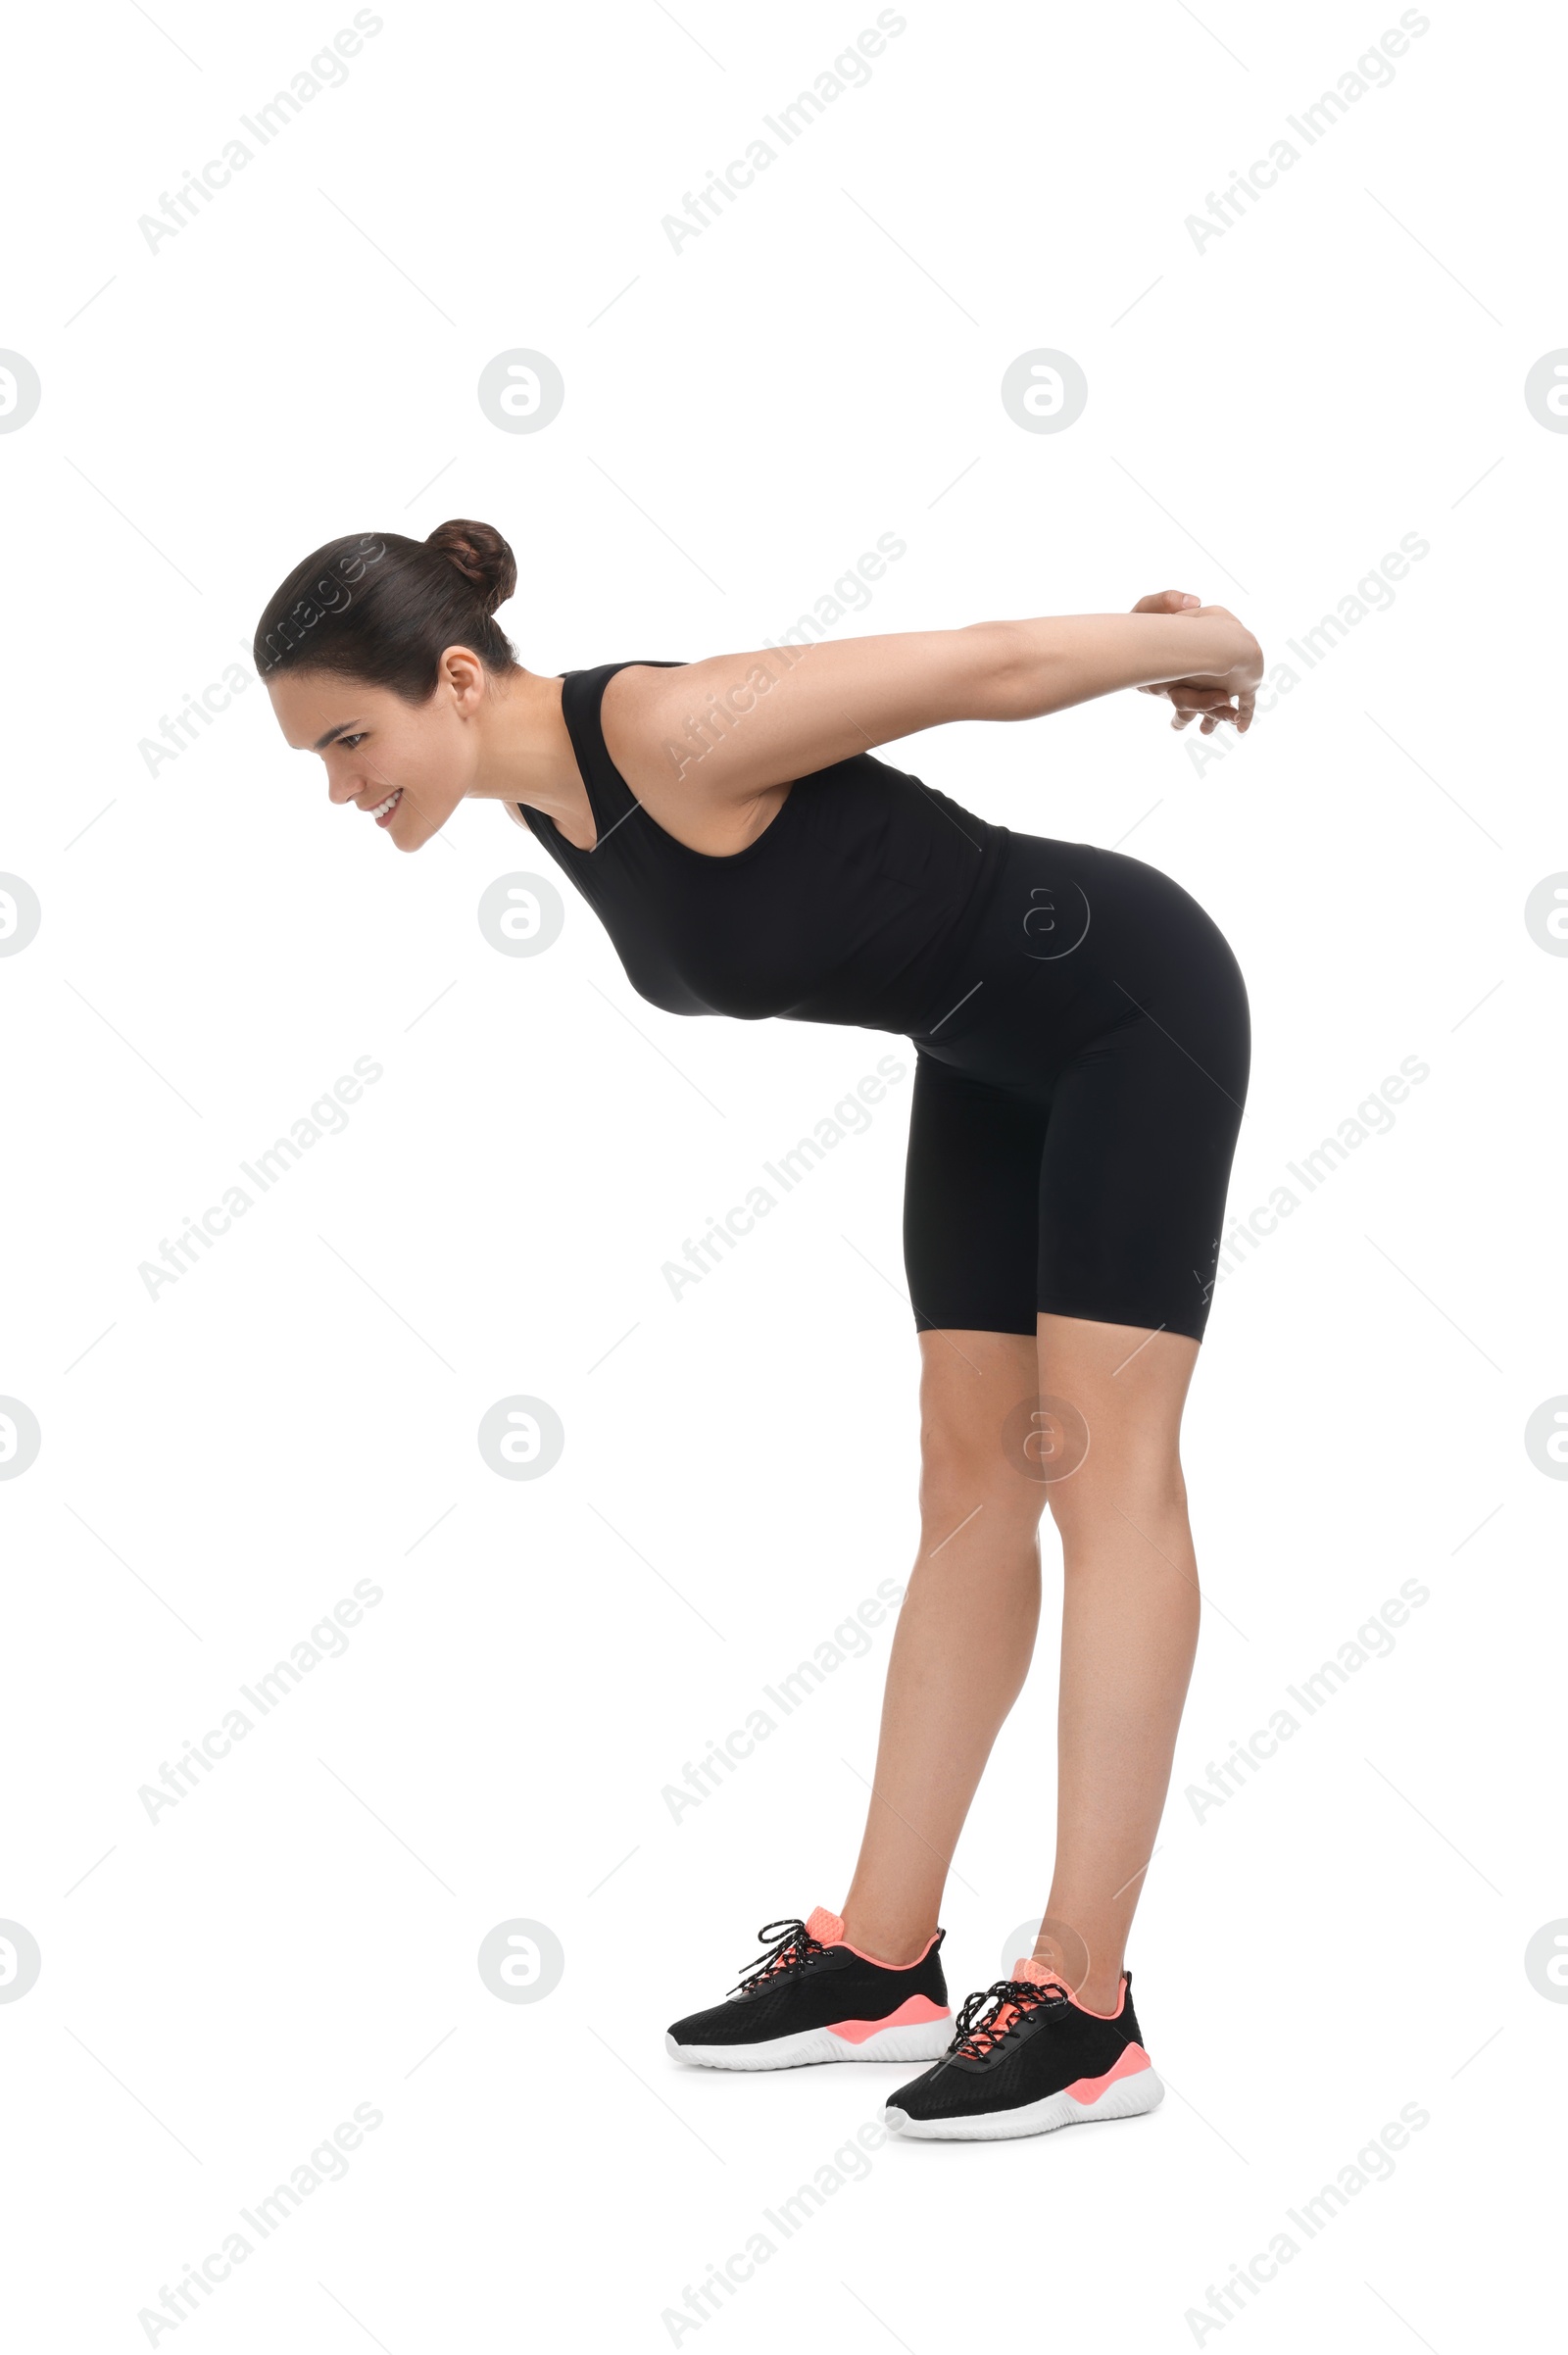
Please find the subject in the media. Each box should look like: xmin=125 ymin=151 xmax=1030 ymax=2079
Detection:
xmin=1 ymin=0 xmax=1562 ymax=2346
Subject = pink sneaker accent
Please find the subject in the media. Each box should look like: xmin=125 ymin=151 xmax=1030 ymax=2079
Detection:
xmin=1064 ymin=2042 xmax=1152 ymax=2100
xmin=828 ymin=1994 xmax=950 ymax=2043
xmin=821 ymin=1909 xmax=943 ymax=1969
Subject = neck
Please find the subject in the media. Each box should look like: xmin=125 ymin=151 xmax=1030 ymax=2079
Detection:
xmin=465 ymin=667 xmax=587 ymax=825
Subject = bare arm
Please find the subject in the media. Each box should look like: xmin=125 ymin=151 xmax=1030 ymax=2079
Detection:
xmin=609 ymin=591 xmax=1263 ymax=810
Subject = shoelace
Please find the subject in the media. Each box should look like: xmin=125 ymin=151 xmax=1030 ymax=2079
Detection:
xmin=729 ymin=1917 xmax=826 ymax=1995
xmin=947 ymin=1973 xmax=1070 ymax=2061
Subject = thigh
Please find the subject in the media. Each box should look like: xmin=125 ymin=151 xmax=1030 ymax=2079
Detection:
xmin=1035 ymin=984 xmax=1249 ymax=1346
xmin=903 ymin=1051 xmax=1048 ymax=1337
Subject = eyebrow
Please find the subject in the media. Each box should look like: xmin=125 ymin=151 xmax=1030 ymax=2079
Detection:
xmin=311 ymin=720 xmax=363 ymax=752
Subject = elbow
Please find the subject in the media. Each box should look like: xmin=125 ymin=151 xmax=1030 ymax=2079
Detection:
xmin=967 ymin=619 xmax=1037 ymax=722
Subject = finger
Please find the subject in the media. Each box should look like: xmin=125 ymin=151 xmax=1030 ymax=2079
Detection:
xmin=1168 ymin=687 xmax=1250 ymax=716
xmin=1236 ymin=691 xmax=1256 ymax=734
xmin=1131 ymin=590 xmax=1201 ymax=615
xmin=1170 ymin=708 xmax=1197 ymax=731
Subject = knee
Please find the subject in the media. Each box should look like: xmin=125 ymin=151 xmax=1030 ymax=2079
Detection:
xmin=918 ymin=1422 xmax=1047 ymax=1536
xmin=1046 ymin=1447 xmax=1189 ymax=1539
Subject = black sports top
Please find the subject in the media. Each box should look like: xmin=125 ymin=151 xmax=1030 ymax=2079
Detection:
xmin=516 ymin=662 xmax=1012 ymax=1036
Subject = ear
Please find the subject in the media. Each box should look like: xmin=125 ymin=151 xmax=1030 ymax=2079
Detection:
xmin=438 ymin=644 xmax=487 ymax=712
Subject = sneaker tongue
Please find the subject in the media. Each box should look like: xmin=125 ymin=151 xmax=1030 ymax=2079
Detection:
xmin=806 ymin=1906 xmax=845 ymax=1943
xmin=1011 ymin=1956 xmax=1067 ymax=1989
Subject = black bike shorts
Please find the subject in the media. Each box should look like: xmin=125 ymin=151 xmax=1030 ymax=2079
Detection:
xmin=901 ymin=833 xmax=1250 ymax=1344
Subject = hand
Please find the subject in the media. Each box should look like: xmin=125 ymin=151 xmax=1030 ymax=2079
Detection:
xmin=1130 ymin=589 xmax=1263 ymax=735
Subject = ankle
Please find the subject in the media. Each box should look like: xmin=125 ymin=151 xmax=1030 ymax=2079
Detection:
xmin=1031 ymin=1937 xmax=1123 ymax=2013
xmin=839 ymin=1912 xmax=936 ymax=1970
xmin=1057 ymin=1966 xmax=1124 ymax=2014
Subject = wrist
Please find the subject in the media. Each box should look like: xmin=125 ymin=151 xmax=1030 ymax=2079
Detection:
xmin=1198 ymin=610 xmax=1262 ymax=685
xmin=1176 ymin=613 xmax=1243 ymax=678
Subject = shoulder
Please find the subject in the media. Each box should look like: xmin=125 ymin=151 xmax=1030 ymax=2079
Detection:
xmin=598 ymin=661 xmax=694 ymax=798
xmin=599 ymin=661 xmax=687 ymax=723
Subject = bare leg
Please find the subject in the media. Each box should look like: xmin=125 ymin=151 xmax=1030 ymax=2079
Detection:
xmin=840 ymin=1329 xmax=1045 ymax=1964
xmin=840 ymin=1315 xmax=1204 ymax=2008
xmin=1032 ymin=1313 xmax=1201 ymax=2011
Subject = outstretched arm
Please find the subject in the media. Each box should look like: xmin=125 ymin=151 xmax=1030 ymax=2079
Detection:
xmin=609 ymin=589 xmax=1263 ymax=812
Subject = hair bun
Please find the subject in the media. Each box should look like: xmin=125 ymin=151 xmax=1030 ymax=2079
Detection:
xmin=425 ymin=518 xmax=516 ymax=615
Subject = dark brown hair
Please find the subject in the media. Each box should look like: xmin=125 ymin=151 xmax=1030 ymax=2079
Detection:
xmin=253 ymin=519 xmax=518 ymax=698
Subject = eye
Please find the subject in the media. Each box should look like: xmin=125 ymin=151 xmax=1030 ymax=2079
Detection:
xmin=337 ymin=733 xmax=368 ymax=751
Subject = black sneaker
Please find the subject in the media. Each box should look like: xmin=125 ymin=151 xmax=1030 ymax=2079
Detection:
xmin=665 ymin=1907 xmax=953 ymax=2071
xmin=883 ymin=1955 xmax=1164 ymax=2140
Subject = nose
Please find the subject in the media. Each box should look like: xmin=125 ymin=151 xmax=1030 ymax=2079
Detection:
xmin=327 ymin=769 xmax=360 ymax=807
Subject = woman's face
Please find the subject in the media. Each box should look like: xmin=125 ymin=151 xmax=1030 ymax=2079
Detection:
xmin=267 ymin=665 xmax=478 ymax=852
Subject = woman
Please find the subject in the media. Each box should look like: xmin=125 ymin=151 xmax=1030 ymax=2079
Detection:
xmin=255 ymin=519 xmax=1258 ymax=2144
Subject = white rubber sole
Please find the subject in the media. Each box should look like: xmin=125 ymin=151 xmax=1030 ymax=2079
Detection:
xmin=884 ymin=2062 xmax=1165 ymax=2140
xmin=666 ymin=2017 xmax=955 ymax=2072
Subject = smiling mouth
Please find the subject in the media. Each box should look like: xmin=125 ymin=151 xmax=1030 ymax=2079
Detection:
xmin=366 ymin=788 xmax=403 ymax=826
